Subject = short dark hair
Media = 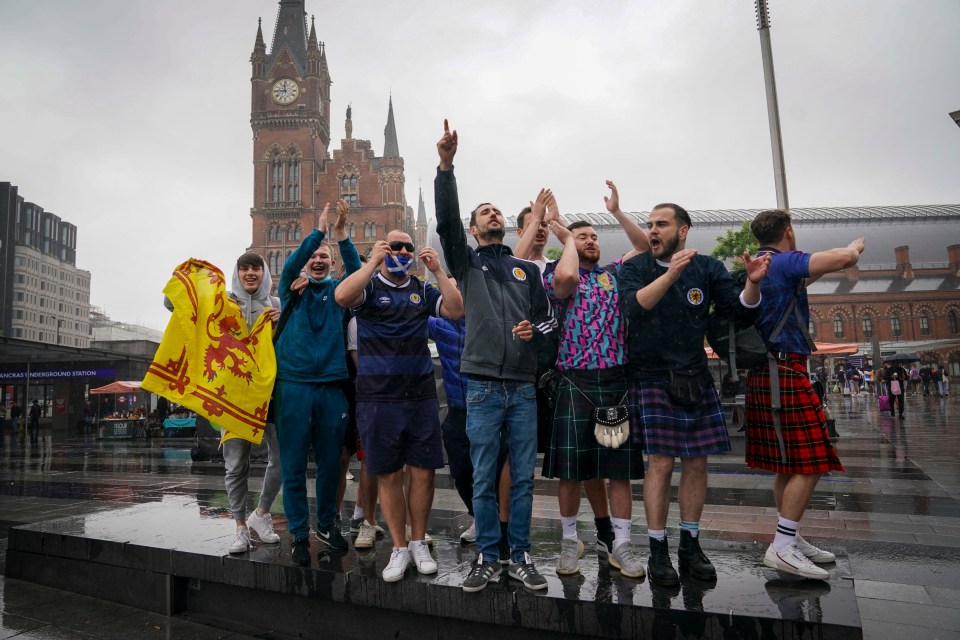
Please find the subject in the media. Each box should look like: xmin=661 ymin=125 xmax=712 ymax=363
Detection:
xmin=469 ymin=203 xmax=492 ymax=227
xmin=516 ymin=206 xmax=533 ymax=229
xmin=567 ymin=220 xmax=593 ymax=232
xmin=653 ymin=203 xmax=692 ymax=229
xmin=751 ymin=209 xmax=791 ymax=245
xmin=236 ymin=252 xmax=264 ymax=269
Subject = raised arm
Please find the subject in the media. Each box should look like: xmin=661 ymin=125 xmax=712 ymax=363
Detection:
xmin=807 ymin=237 xmax=864 ymax=285
xmin=331 ymin=199 xmax=349 ymax=242
xmin=422 ymin=246 xmax=464 ymax=320
xmin=604 ymin=180 xmax=649 ymax=260
xmin=549 ymin=221 xmax=578 ymax=300
xmin=335 ymin=240 xmax=387 ymax=308
xmin=435 ymin=119 xmax=471 ymax=282
xmin=633 ymin=249 xmax=697 ymax=310
xmin=513 ymin=188 xmax=551 ymax=261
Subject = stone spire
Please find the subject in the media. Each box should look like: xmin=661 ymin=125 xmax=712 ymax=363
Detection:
xmin=268 ymin=0 xmax=309 ymax=76
xmin=345 ymin=104 xmax=353 ymax=139
xmin=308 ymin=15 xmax=318 ymax=49
xmin=383 ymin=95 xmax=400 ymax=158
xmin=250 ymin=18 xmax=266 ymax=77
xmin=417 ymin=184 xmax=427 ymax=226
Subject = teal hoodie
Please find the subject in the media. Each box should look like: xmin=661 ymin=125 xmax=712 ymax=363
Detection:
xmin=275 ymin=229 xmax=361 ymax=383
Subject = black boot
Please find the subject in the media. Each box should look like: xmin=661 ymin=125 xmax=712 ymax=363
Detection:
xmin=678 ymin=529 xmax=716 ymax=580
xmin=648 ymin=537 xmax=680 ymax=586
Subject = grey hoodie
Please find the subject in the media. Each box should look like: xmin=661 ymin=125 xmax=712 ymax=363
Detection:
xmin=229 ymin=257 xmax=280 ymax=329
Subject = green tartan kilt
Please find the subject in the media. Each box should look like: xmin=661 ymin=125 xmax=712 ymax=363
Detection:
xmin=542 ymin=367 xmax=644 ymax=481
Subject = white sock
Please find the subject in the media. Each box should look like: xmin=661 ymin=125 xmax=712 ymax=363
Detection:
xmin=773 ymin=516 xmax=799 ymax=551
xmin=352 ymin=505 xmax=364 ymax=520
xmin=648 ymin=528 xmax=666 ymax=542
xmin=612 ymin=517 xmax=631 ymax=550
xmin=560 ymin=515 xmax=578 ymax=540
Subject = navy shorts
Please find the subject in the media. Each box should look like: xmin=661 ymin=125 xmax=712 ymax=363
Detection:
xmin=356 ymin=398 xmax=444 ymax=476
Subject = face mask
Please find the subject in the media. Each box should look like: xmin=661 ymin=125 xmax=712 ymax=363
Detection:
xmin=384 ymin=254 xmax=413 ymax=276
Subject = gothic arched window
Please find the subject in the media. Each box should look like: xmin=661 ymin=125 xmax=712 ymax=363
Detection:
xmin=862 ymin=314 xmax=873 ymax=338
xmin=919 ymin=313 xmax=930 ymax=336
xmin=833 ymin=315 xmax=844 ymax=339
xmin=270 ymin=153 xmax=283 ymax=202
xmin=949 ymin=310 xmax=959 ymax=334
xmin=891 ymin=314 xmax=902 ymax=337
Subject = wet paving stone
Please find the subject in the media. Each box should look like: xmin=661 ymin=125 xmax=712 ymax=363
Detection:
xmin=0 ymin=392 xmax=957 ymax=638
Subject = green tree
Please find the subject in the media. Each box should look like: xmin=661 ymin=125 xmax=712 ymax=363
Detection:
xmin=545 ymin=246 xmax=564 ymax=261
xmin=711 ymin=221 xmax=758 ymax=270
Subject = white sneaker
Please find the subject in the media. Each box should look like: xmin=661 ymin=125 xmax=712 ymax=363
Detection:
xmin=346 ymin=471 xmax=355 ymax=481
xmin=228 ymin=526 xmax=251 ymax=554
xmin=409 ymin=540 xmax=438 ymax=575
xmin=382 ymin=547 xmax=411 ymax=582
xmin=405 ymin=524 xmax=433 ymax=546
xmin=247 ymin=511 xmax=280 ymax=544
xmin=796 ymin=536 xmax=836 ymax=564
xmin=460 ymin=521 xmax=477 ymax=543
xmin=763 ymin=544 xmax=829 ymax=580
xmin=355 ymin=521 xmax=377 ymax=549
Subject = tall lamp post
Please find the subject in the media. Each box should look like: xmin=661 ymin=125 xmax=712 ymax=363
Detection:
xmin=755 ymin=0 xmax=789 ymax=210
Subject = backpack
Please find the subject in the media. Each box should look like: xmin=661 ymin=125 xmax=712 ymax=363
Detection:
xmin=705 ymin=269 xmax=812 ymax=375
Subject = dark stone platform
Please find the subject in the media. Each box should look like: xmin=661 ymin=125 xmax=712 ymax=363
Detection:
xmin=4 ymin=496 xmax=862 ymax=639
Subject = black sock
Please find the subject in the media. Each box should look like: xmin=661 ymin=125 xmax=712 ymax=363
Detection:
xmin=500 ymin=520 xmax=509 ymax=537
xmin=595 ymin=516 xmax=614 ymax=548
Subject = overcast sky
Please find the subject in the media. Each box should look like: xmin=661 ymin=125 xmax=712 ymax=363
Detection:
xmin=1 ymin=1 xmax=958 ymax=330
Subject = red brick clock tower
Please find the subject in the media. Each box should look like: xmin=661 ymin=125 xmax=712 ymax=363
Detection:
xmin=248 ymin=1 xmax=422 ymax=282
xmin=249 ymin=1 xmax=331 ymax=281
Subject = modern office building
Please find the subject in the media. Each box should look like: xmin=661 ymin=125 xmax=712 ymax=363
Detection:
xmin=0 ymin=182 xmax=91 ymax=348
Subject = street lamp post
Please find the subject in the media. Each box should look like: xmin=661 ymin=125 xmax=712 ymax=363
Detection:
xmin=755 ymin=0 xmax=789 ymax=210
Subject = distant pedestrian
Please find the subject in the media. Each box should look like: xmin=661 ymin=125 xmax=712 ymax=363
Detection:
xmin=932 ymin=367 xmax=944 ymax=396
xmin=10 ymin=402 xmax=22 ymax=434
xmin=885 ymin=364 xmax=908 ymax=419
xmin=909 ymin=366 xmax=921 ymax=395
xmin=919 ymin=366 xmax=932 ymax=396
xmin=28 ymin=400 xmax=41 ymax=442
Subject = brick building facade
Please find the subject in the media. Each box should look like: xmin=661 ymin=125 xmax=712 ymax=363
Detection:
xmin=248 ymin=0 xmax=420 ymax=283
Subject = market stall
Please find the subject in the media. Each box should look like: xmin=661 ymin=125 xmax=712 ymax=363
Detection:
xmin=90 ymin=381 xmax=149 ymax=439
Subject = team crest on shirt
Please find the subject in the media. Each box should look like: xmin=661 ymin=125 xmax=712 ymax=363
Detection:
xmin=687 ymin=288 xmax=704 ymax=305
xmin=597 ymin=272 xmax=614 ymax=291
xmin=512 ymin=267 xmax=527 ymax=281
xmin=410 ymin=293 xmax=421 ymax=304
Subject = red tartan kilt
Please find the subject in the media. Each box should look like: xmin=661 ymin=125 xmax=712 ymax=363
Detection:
xmin=745 ymin=358 xmax=844 ymax=475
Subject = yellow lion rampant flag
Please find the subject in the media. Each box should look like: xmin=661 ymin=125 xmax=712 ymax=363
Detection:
xmin=142 ymin=259 xmax=276 ymax=444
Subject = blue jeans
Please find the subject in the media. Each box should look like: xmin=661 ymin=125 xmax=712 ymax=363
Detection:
xmin=275 ymin=380 xmax=347 ymax=540
xmin=466 ymin=379 xmax=537 ymax=563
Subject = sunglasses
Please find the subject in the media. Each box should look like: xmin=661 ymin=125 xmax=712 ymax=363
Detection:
xmin=388 ymin=241 xmax=415 ymax=252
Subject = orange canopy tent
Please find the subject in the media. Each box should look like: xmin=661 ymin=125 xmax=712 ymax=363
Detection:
xmin=90 ymin=381 xmax=143 ymax=394
xmin=812 ymin=342 xmax=858 ymax=355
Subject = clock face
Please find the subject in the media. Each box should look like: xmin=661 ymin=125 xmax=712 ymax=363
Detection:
xmin=272 ymin=79 xmax=299 ymax=105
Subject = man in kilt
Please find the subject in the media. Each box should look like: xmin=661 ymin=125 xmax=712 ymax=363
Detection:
xmin=619 ymin=203 xmax=769 ymax=586
xmin=541 ymin=181 xmax=649 ymax=578
xmin=746 ymin=209 xmax=864 ymax=580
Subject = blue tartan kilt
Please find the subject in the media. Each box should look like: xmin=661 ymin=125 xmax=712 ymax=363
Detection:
xmin=542 ymin=368 xmax=644 ymax=481
xmin=628 ymin=379 xmax=731 ymax=458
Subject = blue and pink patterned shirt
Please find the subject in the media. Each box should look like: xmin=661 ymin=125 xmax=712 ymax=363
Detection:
xmin=544 ymin=261 xmax=625 ymax=371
